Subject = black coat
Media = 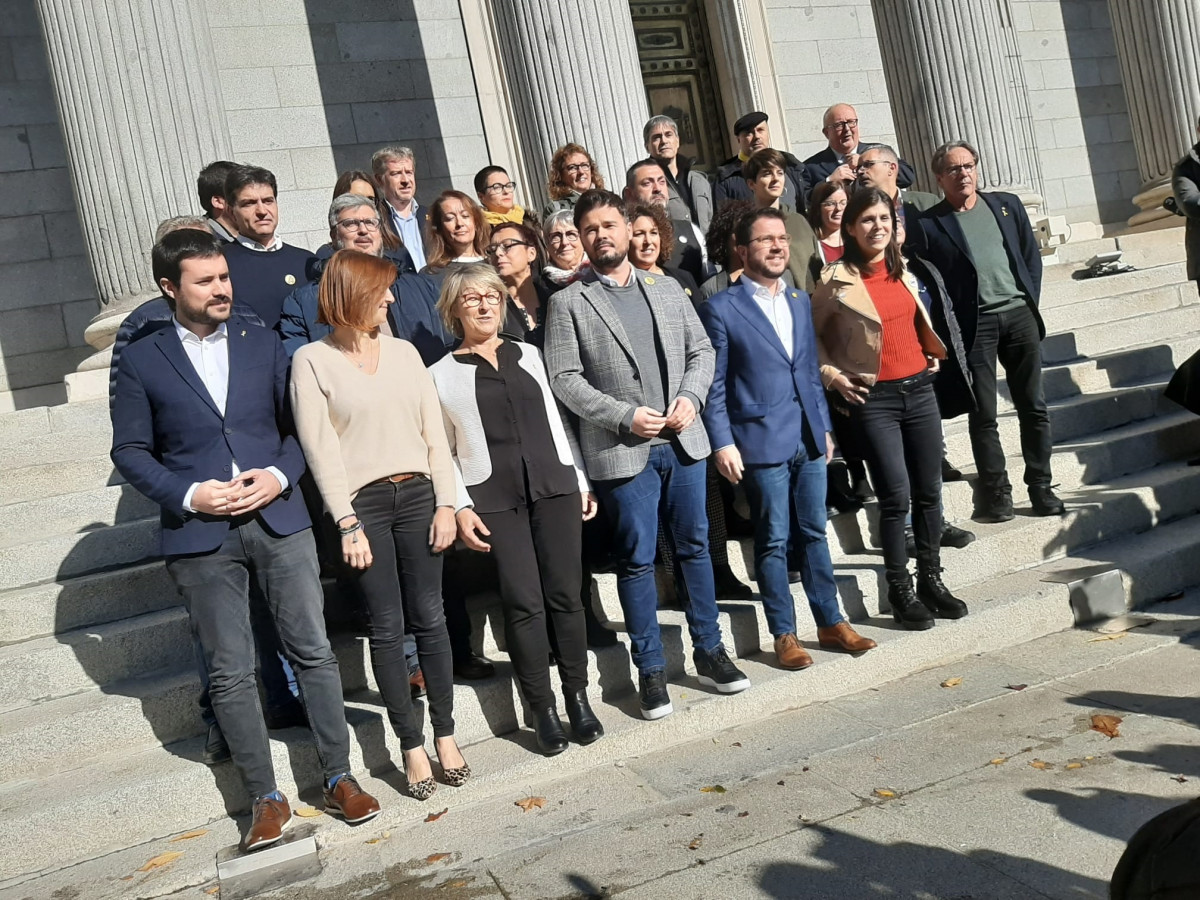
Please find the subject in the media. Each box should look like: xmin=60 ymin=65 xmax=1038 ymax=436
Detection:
xmin=666 ymin=218 xmax=706 ymax=287
xmin=713 ymin=150 xmax=811 ymax=213
xmin=905 ymin=253 xmax=975 ymax=419
xmin=910 ymin=192 xmax=1044 ymax=355
xmin=1171 ymin=143 xmax=1200 ymax=282
xmin=802 ymin=144 xmax=917 ymax=190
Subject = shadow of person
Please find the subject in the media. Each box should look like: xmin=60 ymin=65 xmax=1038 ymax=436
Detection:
xmin=1025 ymin=786 xmax=1188 ymax=843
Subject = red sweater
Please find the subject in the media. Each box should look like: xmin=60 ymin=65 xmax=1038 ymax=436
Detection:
xmin=862 ymin=268 xmax=927 ymax=381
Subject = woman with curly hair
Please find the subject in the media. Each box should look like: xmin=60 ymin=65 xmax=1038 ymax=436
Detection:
xmin=543 ymin=143 xmax=605 ymax=218
xmin=700 ymin=200 xmax=755 ymax=300
xmin=422 ymin=190 xmax=491 ymax=286
xmin=626 ymin=203 xmax=700 ymax=299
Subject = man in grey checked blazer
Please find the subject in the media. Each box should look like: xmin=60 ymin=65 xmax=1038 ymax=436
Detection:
xmin=544 ymin=190 xmax=750 ymax=721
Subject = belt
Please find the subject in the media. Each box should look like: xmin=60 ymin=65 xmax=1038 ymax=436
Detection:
xmin=368 ymin=473 xmax=418 ymax=486
xmin=870 ymin=370 xmax=935 ymax=395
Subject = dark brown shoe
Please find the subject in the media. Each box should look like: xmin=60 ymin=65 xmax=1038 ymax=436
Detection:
xmin=243 ymin=793 xmax=291 ymax=852
xmin=773 ymin=633 xmax=814 ymax=670
xmin=817 ymin=622 xmax=878 ymax=654
xmin=323 ymin=774 xmax=381 ymax=825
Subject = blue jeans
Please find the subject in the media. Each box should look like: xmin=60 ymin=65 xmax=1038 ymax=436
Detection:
xmin=595 ymin=443 xmax=724 ymax=674
xmin=743 ymin=448 xmax=844 ymax=635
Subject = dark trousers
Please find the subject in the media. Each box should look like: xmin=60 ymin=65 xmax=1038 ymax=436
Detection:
xmin=166 ymin=519 xmax=351 ymax=799
xmin=968 ymin=304 xmax=1053 ymax=489
xmin=852 ymin=378 xmax=944 ymax=576
xmin=477 ymin=492 xmax=588 ymax=709
xmin=352 ymin=478 xmax=454 ymax=750
xmin=656 ymin=459 xmax=731 ymax=569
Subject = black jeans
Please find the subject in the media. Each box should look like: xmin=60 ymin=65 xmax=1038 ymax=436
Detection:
xmin=968 ymin=304 xmax=1053 ymax=489
xmin=352 ymin=478 xmax=454 ymax=750
xmin=166 ymin=518 xmax=351 ymax=799
xmin=478 ymin=492 xmax=588 ymax=709
xmin=851 ymin=377 xmax=944 ymax=576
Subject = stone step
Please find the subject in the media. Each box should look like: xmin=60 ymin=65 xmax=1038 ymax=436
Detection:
xmin=0 ymin=518 xmax=158 ymax=593
xmin=1039 ymin=260 xmax=1189 ymax=306
xmin=1040 ymin=277 xmax=1195 ymax=336
xmin=1042 ymin=303 xmax=1200 ymax=365
xmin=1047 ymin=226 xmax=1187 ymax=268
xmin=0 ymin=426 xmax=112 ymax=473
xmin=0 ymin=455 xmax=123 ymax=507
xmin=0 ymin=397 xmax=108 ymax=449
xmin=1025 ymin=333 xmax=1197 ymax=408
xmin=6 ymin=506 xmax=1200 ymax=885
xmin=0 ymin=483 xmax=157 ymax=548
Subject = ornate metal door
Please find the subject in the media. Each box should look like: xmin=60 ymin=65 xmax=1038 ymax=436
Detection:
xmin=629 ymin=2 xmax=730 ymax=172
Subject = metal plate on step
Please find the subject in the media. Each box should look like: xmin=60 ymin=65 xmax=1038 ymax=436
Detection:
xmin=1039 ymin=565 xmax=1127 ymax=625
xmin=216 ymin=823 xmax=321 ymax=899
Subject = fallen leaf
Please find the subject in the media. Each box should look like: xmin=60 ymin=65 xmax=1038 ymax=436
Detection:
xmin=205 ymin=888 xmax=220 ymax=895
xmin=990 ymin=758 xmax=1007 ymax=766
xmin=138 ymin=851 xmax=184 ymax=872
xmin=1029 ymin=759 xmax=1052 ymax=770
xmin=1066 ymin=762 xmax=1083 ymax=770
xmin=732 ymin=742 xmax=743 ymax=748
xmin=515 ymin=796 xmax=546 ymax=812
xmin=1091 ymin=714 xmax=1123 ymax=738
xmin=294 ymin=807 xmax=323 ymax=818
xmin=941 ymin=677 xmax=963 ymax=688
xmin=874 ymin=788 xmax=896 ymax=799
xmin=802 ymin=766 xmax=810 ymax=772
xmin=443 ymin=879 xmax=473 ymax=889
xmin=1172 ymin=775 xmax=1189 ymax=783
xmin=777 ymin=780 xmax=785 ymax=786
xmin=170 ymin=829 xmax=209 ymax=842
xmin=426 ymin=852 xmax=451 ymax=864
xmin=1087 ymin=633 xmax=1127 ymax=643
xmin=687 ymin=835 xmax=703 ymax=850
xmin=1005 ymin=684 xmax=1028 ymax=692
xmin=699 ymin=785 xmax=726 ymax=794
xmin=737 ymin=811 xmax=749 ymax=818
xmin=425 ymin=807 xmax=449 ymax=823
xmin=121 ymin=876 xmax=134 ymax=882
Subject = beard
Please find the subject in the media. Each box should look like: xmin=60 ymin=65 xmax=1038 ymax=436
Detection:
xmin=590 ymin=243 xmax=626 ymax=270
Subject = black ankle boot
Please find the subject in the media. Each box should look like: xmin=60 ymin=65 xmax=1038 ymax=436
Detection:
xmin=887 ymin=571 xmax=935 ymax=630
xmin=564 ymin=689 xmax=605 ymax=744
xmin=916 ymin=567 xmax=969 ymax=619
xmin=534 ymin=706 xmax=569 ymax=755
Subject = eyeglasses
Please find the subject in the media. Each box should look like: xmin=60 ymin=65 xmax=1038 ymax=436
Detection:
xmin=336 ymin=217 xmax=381 ymax=231
xmin=829 ymin=118 xmax=858 ymax=131
xmin=547 ymin=230 xmax=579 ymax=245
xmin=942 ymin=162 xmax=977 ymax=176
xmin=748 ymin=235 xmax=790 ymax=248
xmin=855 ymin=159 xmax=890 ymax=171
xmin=485 ymin=239 xmax=531 ymax=257
xmin=564 ymin=162 xmax=592 ymax=174
xmin=821 ymin=199 xmax=848 ymax=209
xmin=485 ymin=181 xmax=517 ymax=194
xmin=460 ymin=290 xmax=505 ymax=307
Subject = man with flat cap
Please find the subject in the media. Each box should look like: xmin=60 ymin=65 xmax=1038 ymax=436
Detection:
xmin=714 ymin=111 xmax=810 ymax=213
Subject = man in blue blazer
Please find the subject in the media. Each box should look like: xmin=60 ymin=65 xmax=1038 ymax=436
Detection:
xmin=111 ymin=230 xmax=379 ymax=851
xmin=701 ymin=208 xmax=877 ymax=669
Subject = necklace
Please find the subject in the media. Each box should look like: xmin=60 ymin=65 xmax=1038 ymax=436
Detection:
xmin=333 ymin=336 xmax=377 ymax=370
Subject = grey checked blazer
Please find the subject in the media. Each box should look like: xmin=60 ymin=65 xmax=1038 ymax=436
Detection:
xmin=544 ymin=267 xmax=715 ymax=481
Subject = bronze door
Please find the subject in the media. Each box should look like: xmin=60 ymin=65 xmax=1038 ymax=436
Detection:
xmin=629 ymin=2 xmax=729 ymax=172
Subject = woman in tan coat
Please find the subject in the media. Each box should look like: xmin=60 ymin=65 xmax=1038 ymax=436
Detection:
xmin=810 ymin=188 xmax=967 ymax=630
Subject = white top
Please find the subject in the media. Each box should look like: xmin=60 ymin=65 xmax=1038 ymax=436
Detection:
xmin=172 ymin=319 xmax=288 ymax=511
xmin=235 ymin=233 xmax=284 ymax=252
xmin=750 ymin=278 xmax=794 ymax=359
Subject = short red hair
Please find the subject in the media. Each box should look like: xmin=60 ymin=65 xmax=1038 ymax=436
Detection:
xmin=316 ymin=249 xmax=395 ymax=331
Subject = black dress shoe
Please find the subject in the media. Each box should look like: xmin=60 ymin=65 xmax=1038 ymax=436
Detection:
xmin=264 ymin=701 xmax=308 ymax=730
xmin=713 ymin=563 xmax=753 ymax=600
xmin=941 ymin=522 xmax=976 ymax=548
xmin=851 ymin=474 xmax=875 ymax=503
xmin=973 ymin=486 xmax=1014 ymax=523
xmin=1029 ymin=486 xmax=1065 ymax=516
xmin=534 ymin=706 xmax=569 ymax=755
xmin=916 ymin=568 xmax=969 ymax=618
xmin=941 ymin=457 xmax=964 ymax=482
xmin=453 ymin=653 xmax=496 ymax=680
xmin=564 ymin=689 xmax=605 ymax=744
xmin=202 ymin=722 xmax=231 ymax=766
xmin=788 ymin=570 xmax=802 ymax=585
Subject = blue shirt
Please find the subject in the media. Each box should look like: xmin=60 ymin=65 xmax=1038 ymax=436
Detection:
xmin=388 ymin=201 xmax=427 ymax=270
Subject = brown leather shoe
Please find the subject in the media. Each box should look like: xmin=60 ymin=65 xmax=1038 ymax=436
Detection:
xmin=243 ymin=793 xmax=291 ymax=852
xmin=817 ymin=622 xmax=878 ymax=654
xmin=324 ymin=774 xmax=381 ymax=825
xmin=773 ymin=633 xmax=814 ymax=670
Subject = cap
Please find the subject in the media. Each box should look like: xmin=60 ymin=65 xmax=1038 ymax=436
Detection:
xmin=733 ymin=111 xmax=768 ymax=136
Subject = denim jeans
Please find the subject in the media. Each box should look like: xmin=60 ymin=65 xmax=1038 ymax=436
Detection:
xmin=743 ymin=448 xmax=844 ymax=635
xmin=594 ymin=443 xmax=723 ymax=673
xmin=167 ymin=519 xmax=351 ymax=799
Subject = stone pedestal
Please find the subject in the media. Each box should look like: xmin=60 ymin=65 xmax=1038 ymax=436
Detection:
xmin=1106 ymin=0 xmax=1200 ymax=226
xmin=869 ymin=0 xmax=1043 ymax=207
xmin=489 ymin=0 xmax=649 ymax=210
xmin=35 ymin=0 xmax=233 ymax=399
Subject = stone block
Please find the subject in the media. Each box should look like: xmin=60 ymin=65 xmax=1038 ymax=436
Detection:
xmin=216 ymin=832 xmax=321 ymax=900
xmin=301 ymin=0 xmax=418 ymax=24
xmin=266 ymin=64 xmax=323 ymax=105
xmin=767 ymin=5 xmax=860 ymax=38
xmin=42 ymin=210 xmax=86 ymax=258
xmin=1011 ymin=1 xmax=1035 ymax=32
xmin=1019 ymin=30 xmax=1069 ymax=61
xmin=1077 ymin=84 xmax=1127 ymax=117
xmin=432 ymin=96 xmax=485 ymax=138
xmin=289 ymin=145 xmax=338 ymax=191
xmin=441 ymin=135 xmax=488 ymax=182
xmin=0 ymin=81 xmax=56 ymax=127
xmin=9 ymin=36 xmax=49 ymax=81
xmin=24 ymin=123 xmax=66 ymax=169
xmin=220 ymin=67 xmax=280 ymax=110
xmin=1080 ymin=114 xmax=1113 ymax=146
xmin=406 ymin=55 xmax=479 ymax=100
xmin=0 ymin=39 xmax=15 ymax=83
xmin=0 ymin=214 xmax=49 ymax=263
xmin=235 ymin=149 xmax=296 ymax=191
xmin=60 ymin=298 xmax=97 ymax=348
xmin=206 ymin=0 xmax=264 ymax=28
xmin=1030 ymin=88 xmax=1080 ymax=121
xmin=351 ymin=98 xmax=441 ymax=144
xmin=0 ymin=303 xmax=68 ymax=356
xmin=274 ymin=188 xmax=331 ymax=241
xmin=0 ymin=0 xmax=39 ymax=37
xmin=228 ymin=106 xmax=333 ymax=152
xmin=0 ymin=168 xmax=75 ymax=216
xmin=0 ymin=256 xmax=97 ymax=313
xmin=817 ymin=38 xmax=882 ymax=73
xmin=323 ymin=103 xmax=357 ymax=144
xmin=0 ymin=125 xmax=30 ymax=172
xmin=1051 ymin=117 xmax=1086 ymax=150
xmin=771 ymin=42 xmax=823 ymax=77
xmin=1029 ymin=2 xmax=1065 ymax=31
xmin=0 ymin=345 xmax=89 ymax=393
xmin=209 ymin=25 xmax=316 ymax=69
xmin=335 ymin=21 xmax=424 ymax=61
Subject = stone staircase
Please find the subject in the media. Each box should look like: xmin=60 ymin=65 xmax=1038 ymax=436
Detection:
xmin=2 ymin=229 xmax=1199 ymax=890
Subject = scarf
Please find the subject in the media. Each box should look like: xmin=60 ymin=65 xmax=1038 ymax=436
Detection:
xmin=542 ymin=260 xmax=591 ymax=286
xmin=482 ymin=205 xmax=527 ymax=226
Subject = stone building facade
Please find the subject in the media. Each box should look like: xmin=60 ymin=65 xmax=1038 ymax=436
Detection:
xmin=0 ymin=0 xmax=1196 ymax=410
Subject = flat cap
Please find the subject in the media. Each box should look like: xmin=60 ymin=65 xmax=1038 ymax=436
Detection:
xmin=733 ymin=111 xmax=768 ymax=136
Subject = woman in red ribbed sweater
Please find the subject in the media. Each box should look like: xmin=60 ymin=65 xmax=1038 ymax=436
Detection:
xmin=810 ymin=188 xmax=968 ymax=629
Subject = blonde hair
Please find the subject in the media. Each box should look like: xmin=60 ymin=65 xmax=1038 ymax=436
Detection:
xmin=436 ymin=262 xmax=509 ymax=339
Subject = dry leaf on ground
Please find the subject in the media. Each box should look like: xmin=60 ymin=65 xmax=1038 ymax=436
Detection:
xmin=1006 ymin=684 xmax=1028 ymax=691
xmin=699 ymin=785 xmax=726 ymax=794
xmin=874 ymin=788 xmax=896 ymax=799
xmin=688 ymin=835 xmax=703 ymax=850
xmin=1172 ymin=775 xmax=1189 ymax=783
xmin=1091 ymin=714 xmax=1123 ymax=738
xmin=426 ymin=853 xmax=452 ymax=864
xmin=515 ymin=796 xmax=546 ymax=812
xmin=425 ymin=807 xmax=449 ymax=823
xmin=294 ymin=807 xmax=323 ymax=818
xmin=169 ymin=829 xmax=209 ymax=842
xmin=732 ymin=742 xmax=743 ymax=747
xmin=1087 ymin=633 xmax=1127 ymax=643
xmin=737 ymin=811 xmax=749 ymax=818
xmin=138 ymin=851 xmax=184 ymax=872
xmin=1029 ymin=759 xmax=1052 ymax=770
xmin=205 ymin=888 xmax=220 ymax=896
xmin=1066 ymin=762 xmax=1083 ymax=770
xmin=990 ymin=758 xmax=1007 ymax=765
xmin=941 ymin=677 xmax=963 ymax=688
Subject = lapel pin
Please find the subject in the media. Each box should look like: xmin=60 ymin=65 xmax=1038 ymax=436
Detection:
xmin=645 ymin=276 xmax=656 ymax=285
xmin=285 ymin=274 xmax=296 ymax=285
xmin=240 ymin=330 xmax=246 ymax=337
xmin=1002 ymin=206 xmax=1009 ymax=216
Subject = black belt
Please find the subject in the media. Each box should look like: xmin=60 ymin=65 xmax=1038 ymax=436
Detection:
xmin=870 ymin=370 xmax=935 ymax=395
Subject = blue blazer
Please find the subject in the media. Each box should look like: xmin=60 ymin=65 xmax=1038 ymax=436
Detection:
xmin=700 ymin=278 xmax=832 ymax=467
xmin=111 ymin=323 xmax=311 ymax=557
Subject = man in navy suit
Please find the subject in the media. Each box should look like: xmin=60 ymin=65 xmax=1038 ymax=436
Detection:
xmin=111 ymin=230 xmax=379 ymax=851
xmin=701 ymin=208 xmax=877 ymax=670
xmin=913 ymin=141 xmax=1063 ymax=522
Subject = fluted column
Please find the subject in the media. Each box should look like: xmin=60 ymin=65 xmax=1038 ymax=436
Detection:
xmin=870 ymin=0 xmax=1043 ymax=207
xmin=489 ymin=0 xmax=649 ymax=211
xmin=35 ymin=0 xmax=233 ymax=397
xmin=1107 ymin=0 xmax=1200 ymax=226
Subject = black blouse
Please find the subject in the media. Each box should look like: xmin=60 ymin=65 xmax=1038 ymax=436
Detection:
xmin=452 ymin=339 xmax=578 ymax=513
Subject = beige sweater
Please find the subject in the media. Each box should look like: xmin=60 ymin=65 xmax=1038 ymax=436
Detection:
xmin=290 ymin=335 xmax=457 ymax=522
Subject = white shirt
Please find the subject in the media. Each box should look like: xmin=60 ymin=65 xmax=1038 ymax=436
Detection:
xmin=596 ymin=267 xmax=636 ymax=288
xmin=750 ymin=278 xmax=794 ymax=359
xmin=173 ymin=319 xmax=288 ymax=512
xmin=207 ymin=217 xmax=235 ymax=243
xmin=235 ymin=233 xmax=284 ymax=252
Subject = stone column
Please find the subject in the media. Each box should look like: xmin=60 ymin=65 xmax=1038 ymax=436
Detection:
xmin=869 ymin=0 xmax=1044 ymax=207
xmin=35 ymin=0 xmax=232 ymax=399
xmin=1106 ymin=0 xmax=1200 ymax=226
xmin=489 ymin=0 xmax=649 ymax=211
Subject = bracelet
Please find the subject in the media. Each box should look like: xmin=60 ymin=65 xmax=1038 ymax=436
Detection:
xmin=339 ymin=521 xmax=363 ymax=536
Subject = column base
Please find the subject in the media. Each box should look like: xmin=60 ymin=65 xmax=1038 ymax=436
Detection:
xmin=1128 ymin=177 xmax=1175 ymax=228
xmin=65 ymin=292 xmax=155 ymax=403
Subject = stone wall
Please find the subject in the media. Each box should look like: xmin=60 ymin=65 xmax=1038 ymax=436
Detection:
xmin=206 ymin=0 xmax=488 ymax=250
xmin=0 ymin=0 xmax=94 ymax=411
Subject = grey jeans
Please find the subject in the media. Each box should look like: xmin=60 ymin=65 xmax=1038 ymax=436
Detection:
xmin=167 ymin=518 xmax=351 ymax=799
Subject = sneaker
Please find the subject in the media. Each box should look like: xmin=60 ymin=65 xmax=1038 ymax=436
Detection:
xmin=693 ymin=646 xmax=750 ymax=694
xmin=940 ymin=522 xmax=976 ymax=548
xmin=1029 ymin=485 xmax=1065 ymax=516
xmin=639 ymin=670 xmax=673 ymax=720
xmin=973 ymin=486 xmax=1014 ymax=523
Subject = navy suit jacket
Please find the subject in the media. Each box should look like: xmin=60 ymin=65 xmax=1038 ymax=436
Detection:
xmin=700 ymin=278 xmax=831 ymax=467
xmin=802 ymin=144 xmax=917 ymax=189
xmin=111 ymin=322 xmax=311 ymax=556
xmin=912 ymin=191 xmax=1044 ymax=353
